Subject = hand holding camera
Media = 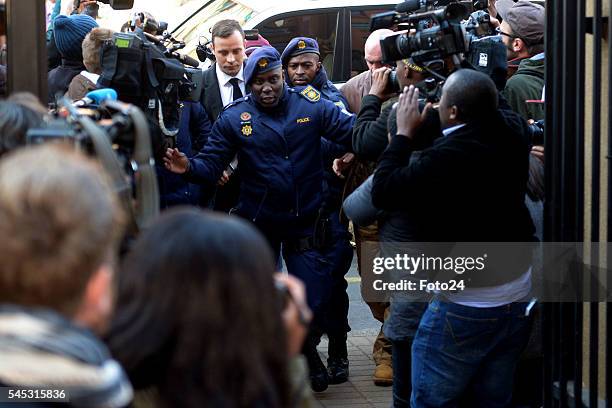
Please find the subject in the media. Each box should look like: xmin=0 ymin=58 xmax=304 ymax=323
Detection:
xmin=369 ymin=67 xmax=396 ymax=101
xmin=275 ymin=274 xmax=312 ymax=357
xmin=396 ymin=85 xmax=432 ymax=139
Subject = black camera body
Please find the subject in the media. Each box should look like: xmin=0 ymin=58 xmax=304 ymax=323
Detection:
xmin=380 ymin=18 xmax=469 ymax=64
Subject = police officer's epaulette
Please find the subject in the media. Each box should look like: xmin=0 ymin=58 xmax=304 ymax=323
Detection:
xmin=222 ymin=96 xmax=249 ymax=112
xmin=294 ymin=85 xmax=321 ymax=103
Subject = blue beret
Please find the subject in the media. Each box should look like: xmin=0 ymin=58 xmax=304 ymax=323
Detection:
xmin=281 ymin=37 xmax=320 ymax=66
xmin=244 ymin=46 xmax=283 ymax=85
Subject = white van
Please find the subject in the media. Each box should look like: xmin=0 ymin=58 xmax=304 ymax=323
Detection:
xmin=171 ymin=0 xmax=402 ymax=83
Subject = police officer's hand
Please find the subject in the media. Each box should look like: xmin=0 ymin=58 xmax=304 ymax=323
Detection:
xmin=275 ymin=274 xmax=312 ymax=357
xmin=369 ymin=67 xmax=394 ymax=101
xmin=332 ymin=153 xmax=355 ymax=179
xmin=163 ymin=148 xmax=189 ymax=174
xmin=396 ymin=85 xmax=432 ymax=139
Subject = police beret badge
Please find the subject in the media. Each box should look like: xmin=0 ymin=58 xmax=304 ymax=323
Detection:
xmin=297 ymin=40 xmax=307 ymax=50
xmin=258 ymin=58 xmax=268 ymax=69
xmin=300 ymin=85 xmax=321 ymax=103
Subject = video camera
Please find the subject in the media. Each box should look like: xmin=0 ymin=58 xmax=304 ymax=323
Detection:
xmin=27 ymin=90 xmax=161 ymax=234
xmin=371 ymin=0 xmax=507 ymax=100
xmin=97 ymin=27 xmax=203 ymax=144
xmin=371 ymin=0 xmax=496 ymax=64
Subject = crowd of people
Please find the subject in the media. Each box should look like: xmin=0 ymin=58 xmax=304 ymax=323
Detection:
xmin=0 ymin=0 xmax=547 ymax=407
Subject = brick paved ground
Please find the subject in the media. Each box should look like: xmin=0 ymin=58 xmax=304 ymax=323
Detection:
xmin=313 ymin=333 xmax=393 ymax=408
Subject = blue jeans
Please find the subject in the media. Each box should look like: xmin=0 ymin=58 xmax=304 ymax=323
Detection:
xmin=411 ymin=299 xmax=533 ymax=408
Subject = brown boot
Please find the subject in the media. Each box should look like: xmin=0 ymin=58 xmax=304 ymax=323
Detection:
xmin=373 ymin=362 xmax=393 ymax=386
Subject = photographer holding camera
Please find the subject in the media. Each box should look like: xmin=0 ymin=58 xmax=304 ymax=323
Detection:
xmin=372 ymin=70 xmax=536 ymax=407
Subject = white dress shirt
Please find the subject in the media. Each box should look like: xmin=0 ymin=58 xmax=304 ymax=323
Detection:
xmin=215 ymin=64 xmax=246 ymax=108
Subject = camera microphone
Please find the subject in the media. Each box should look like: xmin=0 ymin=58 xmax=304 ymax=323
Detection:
xmin=74 ymin=88 xmax=118 ymax=107
xmin=395 ymin=0 xmax=454 ymax=13
xmin=396 ymin=0 xmax=426 ymax=13
xmin=174 ymin=53 xmax=200 ymax=68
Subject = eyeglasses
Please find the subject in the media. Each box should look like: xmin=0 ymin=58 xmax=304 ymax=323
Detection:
xmin=495 ymin=26 xmax=515 ymax=39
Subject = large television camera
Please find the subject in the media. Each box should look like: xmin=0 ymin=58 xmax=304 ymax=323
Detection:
xmin=97 ymin=29 xmax=202 ymax=145
xmin=371 ymin=0 xmax=507 ymax=99
xmin=371 ymin=0 xmax=497 ymax=64
xmin=27 ymin=91 xmax=161 ymax=235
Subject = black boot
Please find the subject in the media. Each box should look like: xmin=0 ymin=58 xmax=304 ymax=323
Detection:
xmin=327 ymin=333 xmax=349 ymax=384
xmin=303 ymin=337 xmax=329 ymax=392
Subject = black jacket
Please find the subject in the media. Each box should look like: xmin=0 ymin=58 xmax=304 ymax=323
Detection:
xmin=372 ymin=108 xmax=535 ymax=244
xmin=352 ymin=95 xmax=396 ymax=162
xmin=48 ymin=59 xmax=85 ymax=103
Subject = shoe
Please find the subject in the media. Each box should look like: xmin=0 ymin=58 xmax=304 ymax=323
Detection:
xmin=304 ymin=344 xmax=329 ymax=392
xmin=373 ymin=363 xmax=393 ymax=386
xmin=327 ymin=356 xmax=349 ymax=384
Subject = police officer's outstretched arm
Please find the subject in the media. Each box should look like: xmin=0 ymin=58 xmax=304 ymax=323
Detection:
xmin=319 ymin=99 xmax=355 ymax=148
xmin=164 ymin=113 xmax=238 ymax=185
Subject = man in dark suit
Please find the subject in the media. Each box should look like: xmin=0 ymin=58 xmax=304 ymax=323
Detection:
xmin=200 ymin=19 xmax=248 ymax=211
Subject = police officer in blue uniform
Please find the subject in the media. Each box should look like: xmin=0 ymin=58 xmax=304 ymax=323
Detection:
xmin=282 ymin=37 xmax=355 ymax=385
xmin=281 ymin=37 xmax=348 ymax=109
xmin=164 ymin=46 xmax=355 ymax=392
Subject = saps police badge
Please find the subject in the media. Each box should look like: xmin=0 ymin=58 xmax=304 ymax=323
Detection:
xmin=300 ymin=85 xmax=321 ymax=103
xmin=241 ymin=124 xmax=253 ymax=137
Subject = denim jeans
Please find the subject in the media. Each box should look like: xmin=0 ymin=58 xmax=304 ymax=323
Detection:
xmin=411 ymin=298 xmax=533 ymax=408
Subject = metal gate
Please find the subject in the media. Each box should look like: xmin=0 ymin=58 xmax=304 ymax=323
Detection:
xmin=544 ymin=1 xmax=611 ymax=406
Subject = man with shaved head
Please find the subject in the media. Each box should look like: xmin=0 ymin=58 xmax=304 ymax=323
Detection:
xmin=341 ymin=29 xmax=394 ymax=114
xmin=372 ymin=69 xmax=536 ymax=407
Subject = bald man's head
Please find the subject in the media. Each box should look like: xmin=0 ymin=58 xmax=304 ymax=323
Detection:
xmin=364 ymin=29 xmax=394 ymax=71
xmin=438 ymin=69 xmax=498 ymax=129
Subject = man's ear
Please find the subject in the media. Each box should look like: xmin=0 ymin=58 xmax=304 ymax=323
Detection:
xmin=74 ymin=263 xmax=114 ymax=335
xmin=316 ymin=60 xmax=322 ymax=73
xmin=513 ymin=38 xmax=524 ymax=53
xmin=449 ymin=105 xmax=459 ymax=121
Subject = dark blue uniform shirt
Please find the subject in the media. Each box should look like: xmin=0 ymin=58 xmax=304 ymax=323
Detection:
xmin=186 ymin=85 xmax=355 ymax=227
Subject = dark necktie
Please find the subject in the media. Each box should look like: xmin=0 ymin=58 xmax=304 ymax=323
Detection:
xmin=229 ymin=77 xmax=243 ymax=101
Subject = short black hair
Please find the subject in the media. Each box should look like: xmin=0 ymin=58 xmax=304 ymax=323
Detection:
xmin=0 ymin=101 xmax=44 ymax=158
xmin=443 ymin=69 xmax=498 ymax=123
xmin=211 ymin=19 xmax=245 ymax=43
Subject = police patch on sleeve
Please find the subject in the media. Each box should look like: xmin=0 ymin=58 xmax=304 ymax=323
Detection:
xmin=241 ymin=124 xmax=253 ymax=137
xmin=300 ymin=85 xmax=321 ymax=103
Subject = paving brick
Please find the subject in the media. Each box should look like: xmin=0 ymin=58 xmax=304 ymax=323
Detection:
xmin=315 ymin=333 xmax=392 ymax=407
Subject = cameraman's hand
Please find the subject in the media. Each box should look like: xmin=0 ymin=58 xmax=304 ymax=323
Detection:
xmin=488 ymin=0 xmax=498 ymax=18
xmin=75 ymin=1 xmax=97 ymax=13
xmin=332 ymin=153 xmax=355 ymax=179
xmin=531 ymin=145 xmax=544 ymax=164
xmin=163 ymin=148 xmax=189 ymax=174
xmin=217 ymin=170 xmax=231 ymax=186
xmin=396 ymin=85 xmax=432 ymax=139
xmin=275 ymin=274 xmax=312 ymax=357
xmin=369 ymin=67 xmax=394 ymax=101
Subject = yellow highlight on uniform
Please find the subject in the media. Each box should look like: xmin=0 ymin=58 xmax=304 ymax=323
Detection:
xmin=296 ymin=117 xmax=311 ymax=124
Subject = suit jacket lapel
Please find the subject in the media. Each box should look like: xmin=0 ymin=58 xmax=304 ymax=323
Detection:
xmin=203 ymin=64 xmax=223 ymax=121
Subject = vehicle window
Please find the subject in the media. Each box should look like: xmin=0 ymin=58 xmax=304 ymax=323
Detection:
xmin=350 ymin=8 xmax=392 ymax=78
xmin=256 ymin=11 xmax=339 ymax=77
xmin=171 ymin=0 xmax=255 ymax=59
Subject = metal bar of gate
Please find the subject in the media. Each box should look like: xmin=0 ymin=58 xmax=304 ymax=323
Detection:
xmin=544 ymin=0 xmax=564 ymax=404
xmin=607 ymin=1 xmax=612 ymax=406
xmin=590 ymin=0 xmax=603 ymax=406
xmin=574 ymin=0 xmax=587 ymax=405
xmin=5 ymin=0 xmax=47 ymax=101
